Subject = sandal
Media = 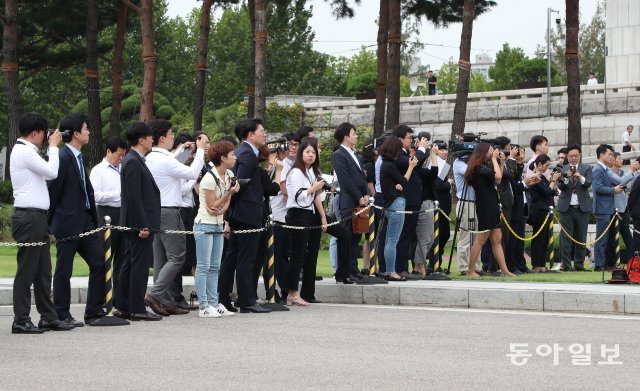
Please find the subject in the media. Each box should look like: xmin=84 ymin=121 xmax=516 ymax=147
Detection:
xmin=286 ymin=296 xmax=309 ymax=306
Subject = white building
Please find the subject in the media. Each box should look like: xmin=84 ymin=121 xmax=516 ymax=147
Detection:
xmin=471 ymin=53 xmax=494 ymax=81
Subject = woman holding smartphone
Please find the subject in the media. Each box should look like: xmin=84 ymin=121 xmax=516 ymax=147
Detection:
xmin=285 ymin=137 xmax=328 ymax=306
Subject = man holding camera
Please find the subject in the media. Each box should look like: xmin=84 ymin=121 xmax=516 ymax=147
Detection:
xmin=10 ymin=113 xmax=74 ymax=333
xmin=393 ymin=125 xmax=428 ymax=278
xmin=48 ymin=114 xmax=106 ymax=327
xmin=556 ymin=144 xmax=592 ymax=271
xmin=145 ymin=120 xmax=206 ymax=316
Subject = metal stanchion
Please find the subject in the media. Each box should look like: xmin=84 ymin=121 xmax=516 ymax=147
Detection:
xmin=357 ymin=200 xmax=387 ymax=285
xmin=262 ymin=217 xmax=289 ymax=311
xmin=90 ymin=216 xmax=129 ymax=326
xmin=425 ymin=201 xmax=451 ymax=280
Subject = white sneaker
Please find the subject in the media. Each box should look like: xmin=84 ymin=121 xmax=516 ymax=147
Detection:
xmin=215 ymin=303 xmax=235 ymax=316
xmin=199 ymin=306 xmax=221 ymax=318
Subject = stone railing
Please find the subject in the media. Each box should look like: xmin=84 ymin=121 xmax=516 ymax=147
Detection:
xmin=301 ymin=82 xmax=640 ymax=128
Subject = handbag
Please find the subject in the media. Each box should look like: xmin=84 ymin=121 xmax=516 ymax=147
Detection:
xmin=351 ymin=205 xmax=371 ymax=234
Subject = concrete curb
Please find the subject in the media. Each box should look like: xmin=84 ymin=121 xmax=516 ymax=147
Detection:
xmin=2 ymin=278 xmax=639 ymax=315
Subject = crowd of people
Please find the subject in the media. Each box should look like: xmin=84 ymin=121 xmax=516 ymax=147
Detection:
xmin=9 ymin=110 xmax=639 ymax=334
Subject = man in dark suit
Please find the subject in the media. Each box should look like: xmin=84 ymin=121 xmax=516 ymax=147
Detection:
xmin=556 ymin=144 xmax=593 ymax=271
xmin=332 ymin=122 xmax=370 ymax=283
xmin=392 ymin=125 xmax=428 ymax=278
xmin=218 ymin=118 xmax=271 ymax=313
xmin=592 ymin=144 xmax=624 ymax=271
xmin=627 ymin=168 xmax=640 ymax=255
xmin=116 ymin=122 xmax=162 ymax=321
xmin=48 ymin=114 xmax=105 ymax=326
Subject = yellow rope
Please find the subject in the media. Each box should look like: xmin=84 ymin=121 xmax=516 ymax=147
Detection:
xmin=553 ymin=213 xmax=618 ymax=246
xmin=499 ymin=211 xmax=551 ymax=241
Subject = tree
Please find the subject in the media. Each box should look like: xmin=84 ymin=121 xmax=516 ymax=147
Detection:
xmin=253 ymin=0 xmax=267 ymax=121
xmin=451 ymin=0 xmax=475 ymax=138
xmin=488 ymin=43 xmax=527 ymax=90
xmin=565 ymin=0 xmax=581 ymax=145
xmin=509 ymin=58 xmax=555 ymax=89
xmin=374 ymin=0 xmax=389 ymax=136
xmin=194 ymin=0 xmax=214 ymax=132
xmin=579 ymin=0 xmax=604 ymax=82
xmin=109 ymin=3 xmax=129 ymax=138
xmin=1 ymin=0 xmax=23 ymax=178
xmin=385 ymin=0 xmax=401 ymax=130
xmin=247 ymin=0 xmax=256 ymax=118
xmin=123 ymin=0 xmax=157 ymax=122
xmin=469 ymin=72 xmax=488 ymax=92
xmin=85 ymin=0 xmax=104 ymax=167
xmin=436 ymin=58 xmax=459 ymax=94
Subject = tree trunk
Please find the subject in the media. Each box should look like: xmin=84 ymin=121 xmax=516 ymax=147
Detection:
xmin=109 ymin=3 xmax=128 ymax=138
xmin=85 ymin=0 xmax=103 ymax=168
xmin=1 ymin=0 xmax=24 ymax=180
xmin=385 ymin=0 xmax=400 ymax=130
xmin=247 ymin=0 xmax=256 ymax=118
xmin=254 ymin=0 xmax=267 ymax=122
xmin=565 ymin=0 xmax=582 ymax=146
xmin=373 ymin=0 xmax=389 ymax=137
xmin=194 ymin=0 xmax=213 ymax=133
xmin=451 ymin=0 xmax=475 ymax=139
xmin=124 ymin=0 xmax=156 ymax=122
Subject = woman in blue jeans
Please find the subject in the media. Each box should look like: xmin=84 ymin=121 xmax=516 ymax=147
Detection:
xmin=378 ymin=137 xmax=418 ymax=281
xmin=194 ymin=141 xmax=239 ymax=318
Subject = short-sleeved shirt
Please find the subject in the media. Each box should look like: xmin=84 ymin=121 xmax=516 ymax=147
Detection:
xmin=195 ymin=167 xmax=234 ymax=225
xmin=623 ymin=130 xmax=631 ymax=144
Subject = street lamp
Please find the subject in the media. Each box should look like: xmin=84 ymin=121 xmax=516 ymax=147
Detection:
xmin=547 ymin=7 xmax=560 ymax=117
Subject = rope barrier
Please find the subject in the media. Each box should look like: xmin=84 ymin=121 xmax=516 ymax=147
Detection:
xmin=500 ymin=210 xmax=551 ymax=241
xmin=553 ymin=212 xmax=618 ymax=246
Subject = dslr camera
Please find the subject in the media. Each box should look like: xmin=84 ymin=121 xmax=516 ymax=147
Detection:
xmin=47 ymin=129 xmax=71 ymax=142
xmin=267 ymin=137 xmax=288 ymax=154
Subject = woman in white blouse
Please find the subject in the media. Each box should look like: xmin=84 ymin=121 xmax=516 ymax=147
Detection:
xmin=284 ymin=137 xmax=328 ymax=306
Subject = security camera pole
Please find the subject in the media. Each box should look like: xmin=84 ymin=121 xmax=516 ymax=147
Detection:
xmin=547 ymin=7 xmax=560 ymax=117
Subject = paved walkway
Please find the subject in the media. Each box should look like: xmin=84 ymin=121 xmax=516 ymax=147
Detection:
xmin=2 ymin=276 xmax=639 ymax=315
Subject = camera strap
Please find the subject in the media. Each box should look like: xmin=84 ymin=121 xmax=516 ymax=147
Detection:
xmin=294 ymin=168 xmax=316 ymax=209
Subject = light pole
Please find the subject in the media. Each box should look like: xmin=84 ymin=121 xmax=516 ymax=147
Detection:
xmin=547 ymin=7 xmax=560 ymax=117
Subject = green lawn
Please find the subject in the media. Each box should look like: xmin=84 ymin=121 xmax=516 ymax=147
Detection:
xmin=0 ymin=245 xmax=613 ymax=284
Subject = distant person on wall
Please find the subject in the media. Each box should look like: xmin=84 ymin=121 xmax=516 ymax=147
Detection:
xmin=427 ymin=70 xmax=437 ymax=95
xmin=622 ymin=125 xmax=635 ymax=165
xmin=587 ymin=72 xmax=598 ymax=87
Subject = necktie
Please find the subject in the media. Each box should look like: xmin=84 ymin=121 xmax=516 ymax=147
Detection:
xmin=77 ymin=154 xmax=90 ymax=209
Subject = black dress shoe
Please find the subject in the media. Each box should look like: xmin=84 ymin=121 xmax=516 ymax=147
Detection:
xmin=84 ymin=313 xmax=105 ymax=325
xmin=574 ymin=264 xmax=587 ymax=272
xmin=593 ymin=266 xmax=604 ymax=272
xmin=176 ymin=300 xmax=199 ymax=311
xmin=301 ymin=297 xmax=322 ymax=304
xmin=335 ymin=277 xmax=356 ymax=284
xmin=12 ymin=321 xmax=44 ymax=334
xmin=219 ymin=302 xmax=239 ymax=313
xmin=130 ymin=311 xmax=162 ymax=321
xmin=240 ymin=304 xmax=272 ymax=313
xmin=39 ymin=319 xmax=75 ymax=331
xmin=62 ymin=317 xmax=85 ymax=328
xmin=350 ymin=272 xmax=365 ymax=280
xmin=113 ymin=309 xmax=131 ymax=320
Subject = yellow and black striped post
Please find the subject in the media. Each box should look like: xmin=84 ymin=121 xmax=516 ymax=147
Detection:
xmin=262 ymin=217 xmax=289 ymax=311
xmin=614 ymin=211 xmax=621 ymax=266
xmin=368 ymin=207 xmax=377 ymax=277
xmin=548 ymin=207 xmax=555 ymax=269
xmin=90 ymin=215 xmax=129 ymax=326
xmin=424 ymin=201 xmax=451 ymax=280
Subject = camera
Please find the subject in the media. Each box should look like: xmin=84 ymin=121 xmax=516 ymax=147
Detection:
xmin=433 ymin=140 xmax=447 ymax=150
xmin=47 ymin=129 xmax=70 ymax=141
xmin=267 ymin=137 xmax=288 ymax=154
xmin=552 ymin=166 xmax=569 ymax=179
xmin=373 ymin=133 xmax=391 ymax=150
xmin=230 ymin=177 xmax=251 ymax=188
xmin=321 ymin=180 xmax=338 ymax=192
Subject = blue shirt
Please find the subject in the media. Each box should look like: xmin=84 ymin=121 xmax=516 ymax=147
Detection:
xmin=244 ymin=141 xmax=259 ymax=157
xmin=453 ymin=158 xmax=475 ymax=201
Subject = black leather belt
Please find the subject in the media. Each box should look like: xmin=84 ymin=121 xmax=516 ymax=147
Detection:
xmin=14 ymin=207 xmax=48 ymax=215
xmin=161 ymin=206 xmax=181 ymax=210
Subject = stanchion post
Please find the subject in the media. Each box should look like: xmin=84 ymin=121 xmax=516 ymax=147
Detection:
xmin=614 ymin=210 xmax=621 ymax=266
xmin=261 ymin=216 xmax=289 ymax=311
xmin=548 ymin=206 xmax=556 ymax=270
xmin=90 ymin=215 xmax=129 ymax=326
xmin=368 ymin=199 xmax=377 ymax=277
xmin=424 ymin=201 xmax=451 ymax=280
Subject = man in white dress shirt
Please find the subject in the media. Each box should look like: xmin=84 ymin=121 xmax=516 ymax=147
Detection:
xmin=10 ymin=112 xmax=73 ymax=334
xmin=89 ymin=136 xmax=126 ymax=307
xmin=622 ymin=125 xmax=635 ymax=165
xmin=144 ymin=119 xmax=206 ymax=316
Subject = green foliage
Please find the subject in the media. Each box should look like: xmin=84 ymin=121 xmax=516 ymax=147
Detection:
xmin=509 ymin=58 xmax=554 ymax=89
xmin=208 ymin=102 xmax=303 ymax=138
xmin=436 ymin=58 xmax=459 ymax=94
xmin=346 ymin=72 xmax=377 ymax=96
xmin=469 ymin=72 xmax=488 ymax=92
xmin=0 ymin=181 xmax=13 ymax=204
xmin=488 ymin=43 xmax=527 ymax=90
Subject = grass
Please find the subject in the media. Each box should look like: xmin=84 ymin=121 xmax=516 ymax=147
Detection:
xmin=0 ymin=244 xmax=613 ymax=284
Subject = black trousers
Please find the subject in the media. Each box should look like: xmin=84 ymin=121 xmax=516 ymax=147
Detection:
xmin=97 ymin=206 xmax=124 ymax=307
xmin=252 ymin=226 xmax=269 ymax=300
xmin=396 ymin=207 xmax=420 ymax=273
xmin=285 ymin=208 xmax=322 ymax=299
xmin=506 ymin=217 xmax=525 ymax=272
xmin=529 ymin=208 xmax=550 ymax=268
xmin=272 ymin=224 xmax=290 ymax=298
xmin=374 ymin=192 xmax=386 ymax=273
xmin=623 ymin=145 xmax=631 ymax=165
xmin=336 ymin=209 xmax=362 ymax=280
xmin=117 ymin=232 xmax=155 ymax=314
xmin=11 ymin=209 xmax=58 ymax=324
xmin=219 ymin=224 xmax=260 ymax=308
xmin=53 ymin=211 xmax=105 ymax=320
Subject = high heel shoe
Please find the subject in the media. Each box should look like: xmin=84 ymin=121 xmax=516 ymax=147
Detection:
xmin=286 ymin=296 xmax=310 ymax=306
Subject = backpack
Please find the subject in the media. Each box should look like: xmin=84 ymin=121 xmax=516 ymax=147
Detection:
xmin=627 ymin=254 xmax=640 ymax=283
